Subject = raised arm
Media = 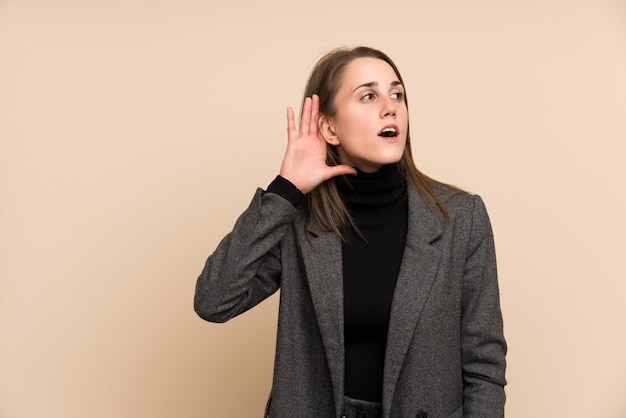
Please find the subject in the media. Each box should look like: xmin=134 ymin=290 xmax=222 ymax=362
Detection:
xmin=195 ymin=95 xmax=354 ymax=323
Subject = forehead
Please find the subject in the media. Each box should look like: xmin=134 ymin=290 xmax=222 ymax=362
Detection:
xmin=341 ymin=57 xmax=399 ymax=88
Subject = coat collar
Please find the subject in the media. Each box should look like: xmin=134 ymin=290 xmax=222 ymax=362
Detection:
xmin=297 ymin=185 xmax=444 ymax=417
xmin=382 ymin=186 xmax=444 ymax=416
xmin=296 ymin=220 xmax=345 ymax=416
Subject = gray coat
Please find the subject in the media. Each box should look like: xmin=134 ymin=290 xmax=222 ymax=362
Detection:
xmin=195 ymin=183 xmax=507 ymax=417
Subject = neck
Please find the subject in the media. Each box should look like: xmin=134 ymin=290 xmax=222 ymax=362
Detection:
xmin=337 ymin=164 xmax=407 ymax=225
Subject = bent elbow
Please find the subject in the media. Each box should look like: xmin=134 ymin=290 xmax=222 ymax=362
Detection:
xmin=194 ymin=294 xmax=233 ymax=324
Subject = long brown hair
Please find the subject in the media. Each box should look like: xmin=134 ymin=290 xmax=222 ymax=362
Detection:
xmin=303 ymin=46 xmax=450 ymax=238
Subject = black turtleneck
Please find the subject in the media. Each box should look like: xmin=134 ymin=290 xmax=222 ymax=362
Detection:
xmin=338 ymin=164 xmax=408 ymax=403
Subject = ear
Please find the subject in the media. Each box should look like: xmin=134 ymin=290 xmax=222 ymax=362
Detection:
xmin=318 ymin=114 xmax=339 ymax=145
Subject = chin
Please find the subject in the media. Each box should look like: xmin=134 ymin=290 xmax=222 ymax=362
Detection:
xmin=381 ymin=150 xmax=405 ymax=165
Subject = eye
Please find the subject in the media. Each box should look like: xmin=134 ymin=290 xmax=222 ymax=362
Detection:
xmin=391 ymin=92 xmax=405 ymax=101
xmin=361 ymin=92 xmax=376 ymax=102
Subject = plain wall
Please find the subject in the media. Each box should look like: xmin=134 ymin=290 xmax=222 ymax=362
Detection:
xmin=1 ymin=0 xmax=625 ymax=417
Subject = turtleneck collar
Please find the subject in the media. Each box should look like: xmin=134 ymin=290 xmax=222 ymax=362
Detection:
xmin=336 ymin=164 xmax=407 ymax=226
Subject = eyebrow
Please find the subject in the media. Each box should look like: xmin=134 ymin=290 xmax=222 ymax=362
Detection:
xmin=352 ymin=80 xmax=403 ymax=93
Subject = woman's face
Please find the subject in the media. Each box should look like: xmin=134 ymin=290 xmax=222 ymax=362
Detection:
xmin=322 ymin=57 xmax=408 ymax=173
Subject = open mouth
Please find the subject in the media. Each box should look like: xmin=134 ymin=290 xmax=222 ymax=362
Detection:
xmin=378 ymin=126 xmax=398 ymax=138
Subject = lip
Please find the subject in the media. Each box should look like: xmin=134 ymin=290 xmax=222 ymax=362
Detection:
xmin=378 ymin=124 xmax=400 ymax=141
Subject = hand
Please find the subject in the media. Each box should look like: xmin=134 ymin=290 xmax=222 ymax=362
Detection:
xmin=280 ymin=95 xmax=357 ymax=194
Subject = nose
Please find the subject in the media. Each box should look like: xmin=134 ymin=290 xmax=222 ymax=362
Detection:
xmin=380 ymin=96 xmax=396 ymax=118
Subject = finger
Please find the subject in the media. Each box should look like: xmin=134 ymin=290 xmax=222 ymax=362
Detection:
xmin=309 ymin=94 xmax=320 ymax=136
xmin=286 ymin=107 xmax=296 ymax=142
xmin=299 ymin=97 xmax=311 ymax=137
xmin=322 ymin=164 xmax=358 ymax=181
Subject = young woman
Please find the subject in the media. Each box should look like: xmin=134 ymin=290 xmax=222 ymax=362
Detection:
xmin=194 ymin=46 xmax=507 ymax=418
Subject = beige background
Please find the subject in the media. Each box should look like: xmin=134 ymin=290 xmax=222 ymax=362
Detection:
xmin=1 ymin=0 xmax=625 ymax=417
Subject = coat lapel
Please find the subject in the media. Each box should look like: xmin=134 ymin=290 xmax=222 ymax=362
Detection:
xmin=382 ymin=186 xmax=444 ymax=417
xmin=296 ymin=185 xmax=444 ymax=418
xmin=296 ymin=221 xmax=345 ymax=417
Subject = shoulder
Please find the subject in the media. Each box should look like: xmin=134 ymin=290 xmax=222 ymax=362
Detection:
xmin=430 ymin=182 xmax=478 ymax=208
xmin=429 ymin=182 xmax=491 ymax=227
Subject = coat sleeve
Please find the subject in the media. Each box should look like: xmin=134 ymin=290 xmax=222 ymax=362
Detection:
xmin=194 ymin=188 xmax=297 ymax=323
xmin=461 ymin=195 xmax=507 ymax=416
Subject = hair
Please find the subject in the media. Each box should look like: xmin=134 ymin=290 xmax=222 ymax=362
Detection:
xmin=303 ymin=46 xmax=451 ymax=238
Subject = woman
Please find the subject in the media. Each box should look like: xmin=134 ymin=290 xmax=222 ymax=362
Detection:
xmin=194 ymin=46 xmax=507 ymax=418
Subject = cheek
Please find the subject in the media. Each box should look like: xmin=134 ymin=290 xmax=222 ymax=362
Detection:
xmin=335 ymin=111 xmax=367 ymax=137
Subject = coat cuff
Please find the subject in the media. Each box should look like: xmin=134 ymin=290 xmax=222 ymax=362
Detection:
xmin=267 ymin=175 xmax=305 ymax=207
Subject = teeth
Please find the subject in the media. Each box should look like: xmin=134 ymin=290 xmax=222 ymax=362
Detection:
xmin=380 ymin=127 xmax=397 ymax=137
